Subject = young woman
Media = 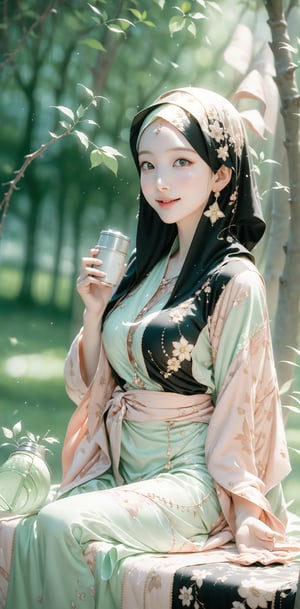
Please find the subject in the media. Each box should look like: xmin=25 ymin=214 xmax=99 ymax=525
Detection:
xmin=4 ymin=87 xmax=293 ymax=608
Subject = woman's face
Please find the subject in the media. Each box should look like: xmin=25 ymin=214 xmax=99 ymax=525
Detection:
xmin=138 ymin=119 xmax=215 ymax=232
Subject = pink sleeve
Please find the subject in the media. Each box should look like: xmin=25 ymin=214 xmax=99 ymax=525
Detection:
xmin=64 ymin=329 xmax=89 ymax=406
xmin=206 ymin=269 xmax=291 ymax=537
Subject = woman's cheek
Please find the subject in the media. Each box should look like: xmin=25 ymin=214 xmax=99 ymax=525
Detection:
xmin=140 ymin=177 xmax=152 ymax=200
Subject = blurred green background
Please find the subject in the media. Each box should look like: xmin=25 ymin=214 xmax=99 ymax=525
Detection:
xmin=0 ymin=1 xmax=299 ymax=515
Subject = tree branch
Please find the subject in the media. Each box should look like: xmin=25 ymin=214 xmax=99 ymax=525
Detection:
xmin=0 ymin=1 xmax=58 ymax=71
xmin=0 ymin=131 xmax=68 ymax=234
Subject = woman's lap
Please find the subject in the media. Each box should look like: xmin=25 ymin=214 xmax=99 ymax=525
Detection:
xmin=5 ymin=467 xmax=220 ymax=609
xmin=39 ymin=468 xmax=220 ymax=551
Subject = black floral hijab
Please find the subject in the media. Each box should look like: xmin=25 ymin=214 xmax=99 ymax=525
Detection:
xmin=105 ymin=87 xmax=265 ymax=314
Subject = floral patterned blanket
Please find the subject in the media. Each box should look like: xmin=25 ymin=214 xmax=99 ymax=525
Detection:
xmin=120 ymin=549 xmax=299 ymax=609
xmin=173 ymin=562 xmax=299 ymax=609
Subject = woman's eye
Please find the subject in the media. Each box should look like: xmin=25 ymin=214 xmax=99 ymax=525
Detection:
xmin=140 ymin=161 xmax=154 ymax=171
xmin=174 ymin=158 xmax=191 ymax=167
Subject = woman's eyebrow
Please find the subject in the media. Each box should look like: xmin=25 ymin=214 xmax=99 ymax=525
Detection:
xmin=138 ymin=146 xmax=196 ymax=156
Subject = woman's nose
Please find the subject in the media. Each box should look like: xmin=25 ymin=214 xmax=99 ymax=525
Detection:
xmin=156 ymin=173 xmax=170 ymax=191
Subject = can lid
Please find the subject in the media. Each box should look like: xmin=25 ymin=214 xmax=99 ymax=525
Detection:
xmin=14 ymin=441 xmax=47 ymax=460
xmin=97 ymin=229 xmax=130 ymax=254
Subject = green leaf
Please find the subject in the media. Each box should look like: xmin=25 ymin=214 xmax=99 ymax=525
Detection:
xmin=52 ymin=105 xmax=74 ymax=122
xmin=49 ymin=131 xmax=59 ymax=139
xmin=129 ymin=8 xmax=143 ymax=19
xmin=281 ymin=360 xmax=300 ymax=368
xmin=90 ymin=149 xmax=119 ymax=175
xmin=249 ymin=146 xmax=258 ymax=160
xmin=27 ymin=431 xmax=36 ymax=442
xmin=291 ymin=395 xmax=300 ymax=405
xmin=207 ymin=1 xmax=223 ymax=13
xmin=102 ymin=153 xmax=118 ymax=175
xmin=90 ymin=149 xmax=104 ymax=169
xmin=207 ymin=2 xmax=224 ymax=15
xmin=76 ymin=104 xmax=85 ymax=119
xmin=101 ymin=146 xmax=125 ymax=158
xmin=44 ymin=437 xmax=60 ymax=445
xmin=83 ymin=119 xmax=100 ymax=127
xmin=288 ymin=445 xmax=300 ymax=455
xmin=78 ymin=83 xmax=95 ymax=98
xmin=116 ymin=19 xmax=135 ymax=30
xmin=262 ymin=159 xmax=280 ymax=165
xmin=288 ymin=346 xmax=300 ymax=356
xmin=1 ymin=426 xmax=14 ymax=439
xmin=279 ymin=42 xmax=297 ymax=53
xmin=81 ymin=38 xmax=106 ymax=51
xmin=279 ymin=378 xmax=294 ymax=395
xmin=283 ymin=404 xmax=300 ymax=413
xmin=169 ymin=15 xmax=185 ymax=35
xmin=88 ymin=3 xmax=103 ymax=17
xmin=173 ymin=6 xmax=185 ymax=16
xmin=190 ymin=12 xmax=207 ymax=19
xmin=94 ymin=95 xmax=109 ymax=103
xmin=74 ymin=130 xmax=89 ymax=150
xmin=187 ymin=21 xmax=197 ymax=37
xmin=106 ymin=24 xmax=125 ymax=35
xmin=59 ymin=121 xmax=72 ymax=130
xmin=13 ymin=421 xmax=22 ymax=436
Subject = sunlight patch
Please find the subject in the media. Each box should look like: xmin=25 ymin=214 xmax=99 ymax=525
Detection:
xmin=4 ymin=354 xmax=64 ymax=379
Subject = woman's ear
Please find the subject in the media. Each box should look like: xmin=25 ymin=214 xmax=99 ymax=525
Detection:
xmin=212 ymin=165 xmax=232 ymax=192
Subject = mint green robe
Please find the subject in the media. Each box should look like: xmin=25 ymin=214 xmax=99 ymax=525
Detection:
xmin=5 ymin=256 xmax=290 ymax=609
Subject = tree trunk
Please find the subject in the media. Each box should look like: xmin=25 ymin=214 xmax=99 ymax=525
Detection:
xmin=263 ymin=117 xmax=289 ymax=323
xmin=48 ymin=169 xmax=66 ymax=309
xmin=264 ymin=1 xmax=300 ymax=389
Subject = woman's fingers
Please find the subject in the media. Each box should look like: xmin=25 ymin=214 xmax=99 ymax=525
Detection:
xmin=235 ymin=517 xmax=283 ymax=555
xmin=78 ymin=249 xmax=106 ymax=283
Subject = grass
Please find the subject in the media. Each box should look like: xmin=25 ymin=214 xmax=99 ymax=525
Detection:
xmin=0 ymin=296 xmax=300 ymax=516
xmin=0 ymin=301 xmax=74 ymax=482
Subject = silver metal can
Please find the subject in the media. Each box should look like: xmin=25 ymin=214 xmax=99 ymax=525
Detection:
xmin=96 ymin=229 xmax=130 ymax=286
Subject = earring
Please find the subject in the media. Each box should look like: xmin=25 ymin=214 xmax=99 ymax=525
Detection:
xmin=203 ymin=191 xmax=225 ymax=226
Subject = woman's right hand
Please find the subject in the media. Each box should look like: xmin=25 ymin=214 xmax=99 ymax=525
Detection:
xmin=76 ymin=247 xmax=113 ymax=317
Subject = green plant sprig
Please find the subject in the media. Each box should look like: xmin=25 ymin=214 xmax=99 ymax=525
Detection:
xmin=1 ymin=421 xmax=59 ymax=453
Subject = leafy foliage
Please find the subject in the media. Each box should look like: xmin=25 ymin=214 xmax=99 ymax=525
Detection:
xmin=1 ymin=420 xmax=59 ymax=452
xmin=50 ymin=86 xmax=125 ymax=174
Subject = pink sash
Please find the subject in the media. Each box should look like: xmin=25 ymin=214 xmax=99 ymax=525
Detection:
xmin=106 ymin=387 xmax=214 ymax=483
xmin=61 ymin=337 xmax=213 ymax=493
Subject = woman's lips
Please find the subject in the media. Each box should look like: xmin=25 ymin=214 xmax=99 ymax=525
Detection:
xmin=156 ymin=197 xmax=180 ymax=208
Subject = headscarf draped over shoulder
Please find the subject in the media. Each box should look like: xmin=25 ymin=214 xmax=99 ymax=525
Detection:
xmin=105 ymin=87 xmax=266 ymax=312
